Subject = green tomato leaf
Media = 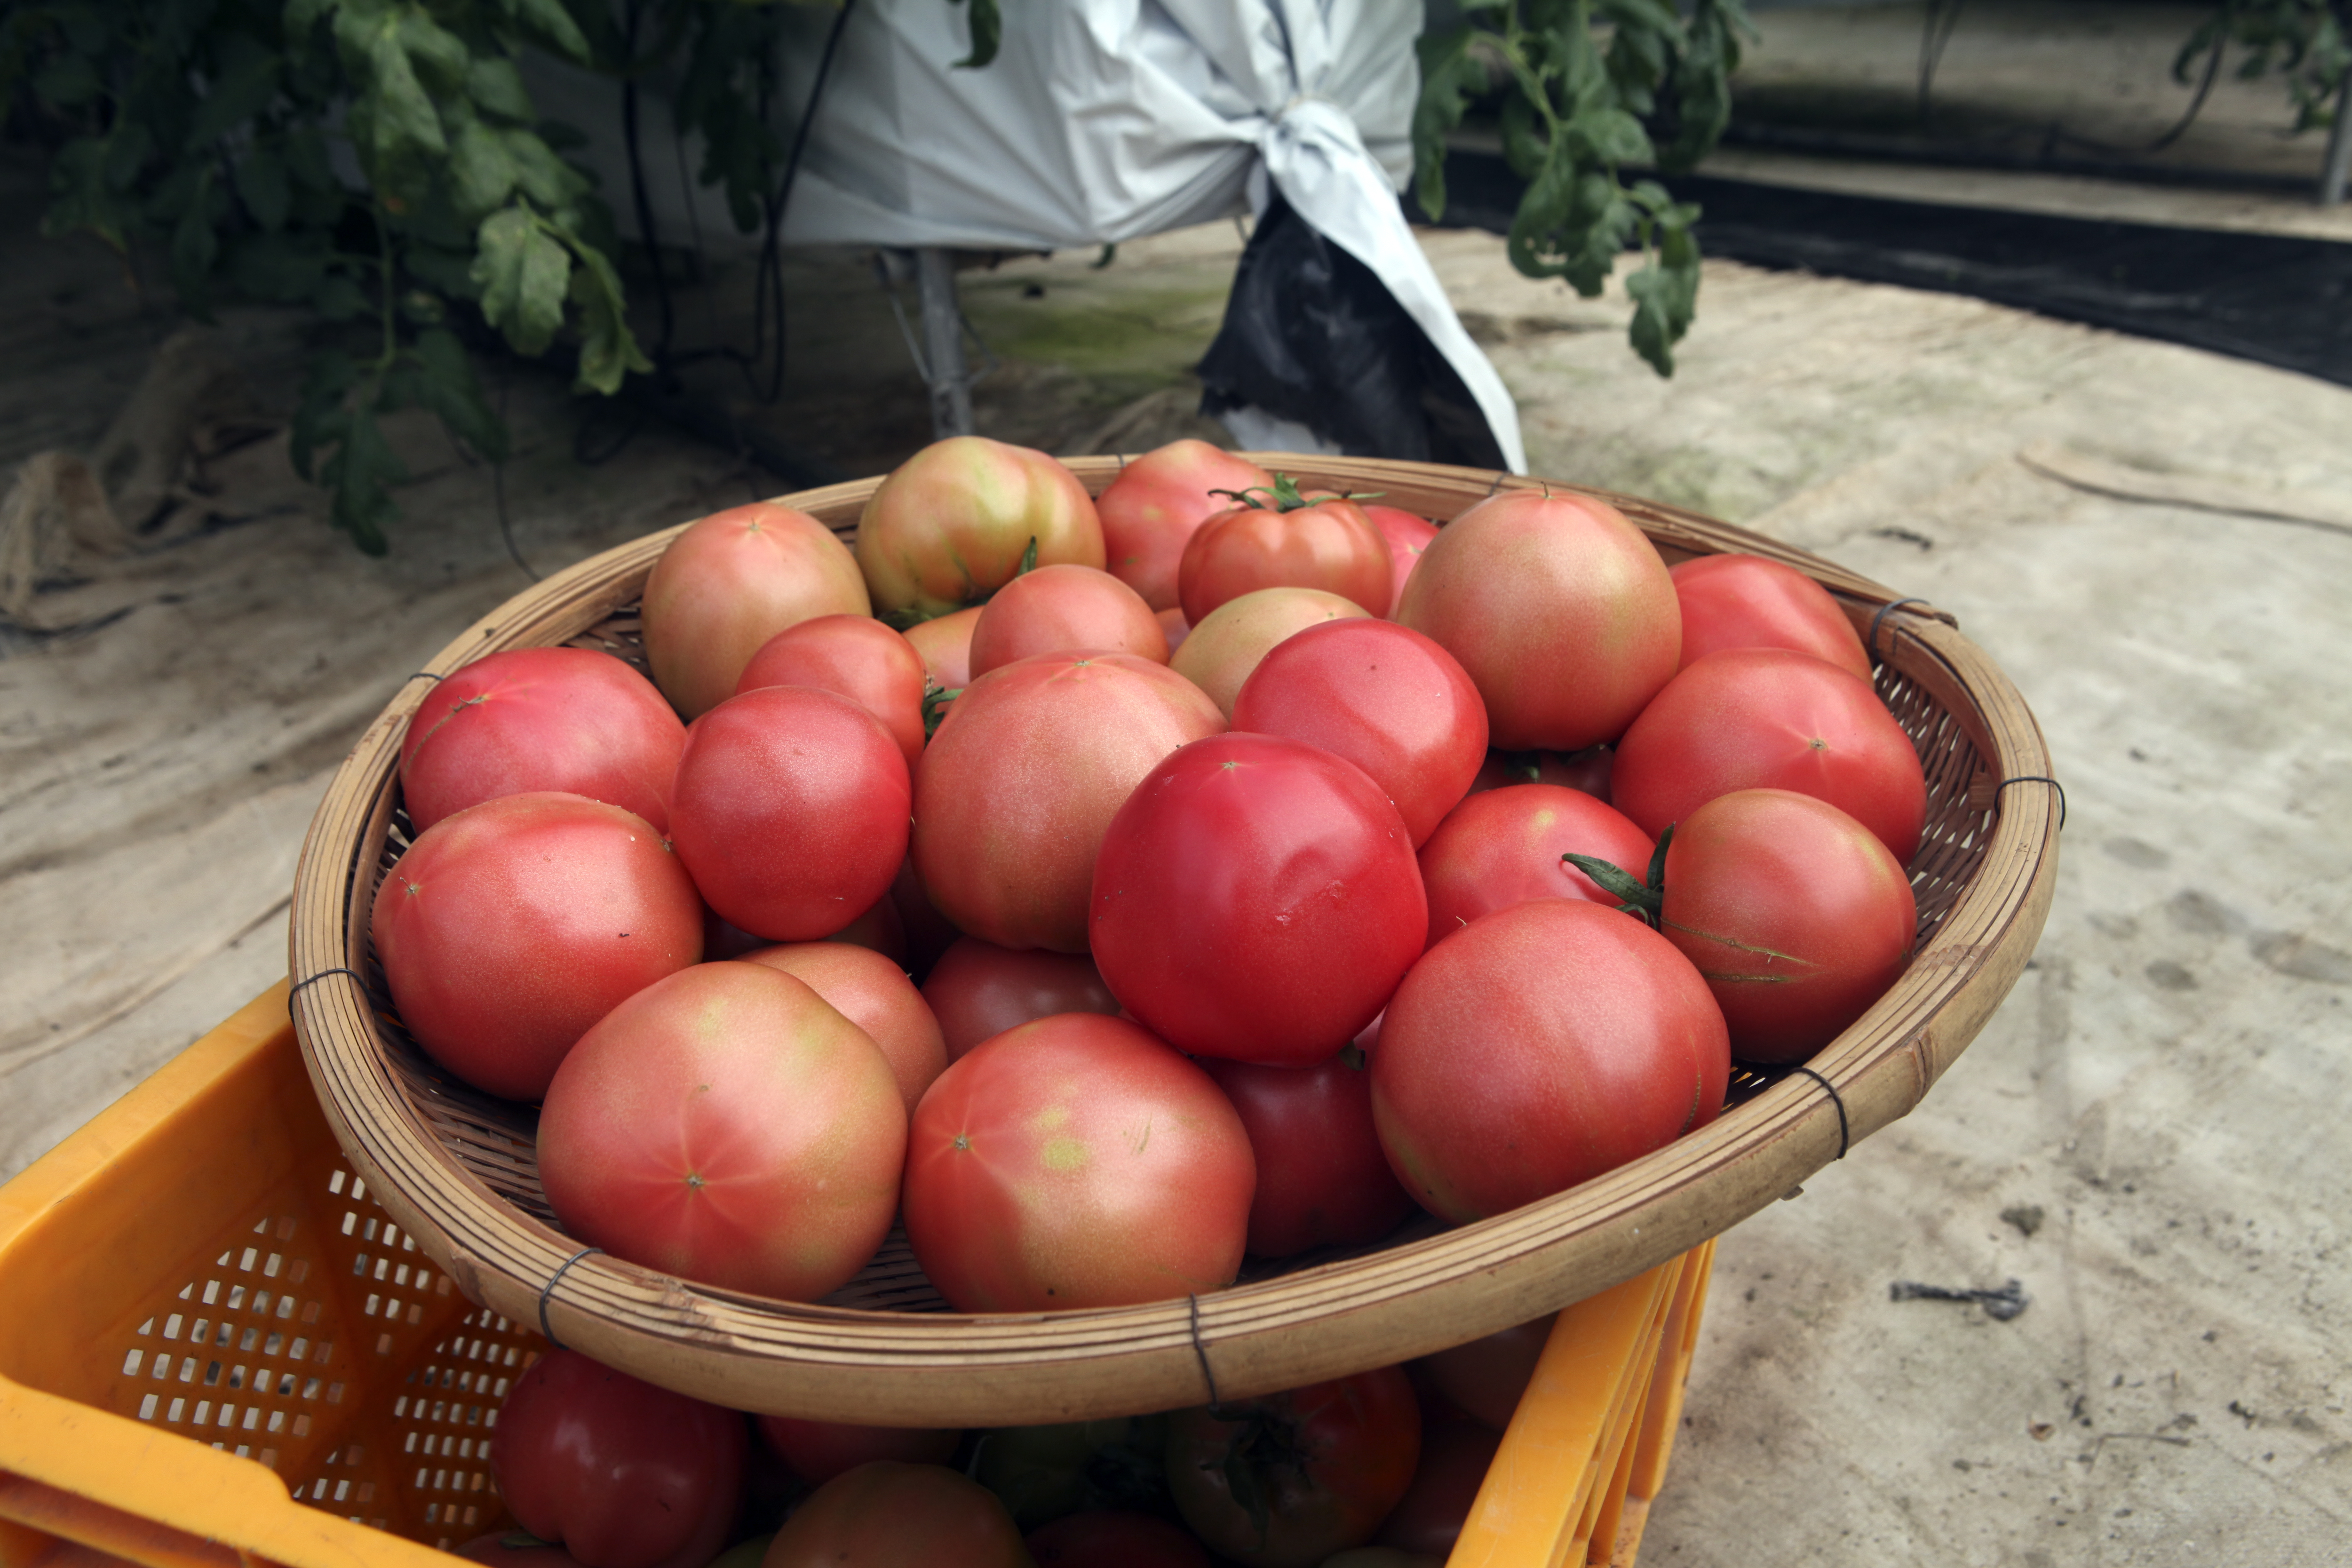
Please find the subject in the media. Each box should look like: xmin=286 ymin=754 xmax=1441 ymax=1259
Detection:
xmin=41 ymin=138 xmax=125 ymax=249
xmin=189 ymin=53 xmax=282 ymax=147
xmin=284 ymin=125 xmax=338 ymax=192
xmin=1412 ymin=26 xmax=1484 ymax=223
xmin=284 ymin=0 xmax=333 ymax=47
xmin=507 ymin=0 xmax=593 ymax=66
xmin=404 ymin=240 xmax=480 ymax=300
xmin=395 ymin=10 xmax=469 ymax=96
xmin=360 ymin=13 xmax=448 ymax=173
xmin=103 ymin=121 xmax=154 ymax=191
xmin=290 ymin=350 xmax=358 ymax=481
xmin=447 ymin=118 xmax=519 ymax=222
xmin=227 ymin=231 xmax=328 ymax=301
xmin=467 ymin=54 xmax=536 ymax=123
xmin=564 ymin=235 xmax=651 ymax=394
xmin=323 ymin=401 xmax=406 ymax=555
xmin=234 ymin=147 xmax=293 ymax=231
xmin=950 ymin=0 xmax=1002 ymax=69
xmin=408 ymin=328 xmax=509 ymax=460
xmin=503 ymin=127 xmax=591 ymax=219
xmin=314 ymin=272 xmax=372 ymax=321
xmin=472 ymin=205 xmax=570 ymax=357
xmin=33 ymin=51 xmax=103 ymax=109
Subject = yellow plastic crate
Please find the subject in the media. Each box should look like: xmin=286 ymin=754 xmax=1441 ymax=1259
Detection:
xmin=0 ymin=986 xmax=1712 ymax=1568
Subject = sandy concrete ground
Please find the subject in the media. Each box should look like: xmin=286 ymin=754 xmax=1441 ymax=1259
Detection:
xmin=5 ymin=155 xmax=2350 ymax=1564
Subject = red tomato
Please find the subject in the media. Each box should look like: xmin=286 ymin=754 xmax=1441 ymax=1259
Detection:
xmin=903 ymin=605 xmax=983 ymax=692
xmin=913 ymin=652 xmax=1224 ymax=953
xmin=1096 ymin=440 xmax=1275 ymax=611
xmin=1178 ymin=487 xmax=1392 ymax=627
xmin=1413 ymin=1315 xmax=1555 ymax=1431
xmin=1026 ymin=1512 xmax=1211 ymax=1568
xmin=1230 ymin=618 xmax=1488 ymax=847
xmin=763 ymin=1463 xmax=1028 ymax=1568
xmin=738 ymin=941 xmax=948 ymax=1113
xmin=1660 ymin=788 xmax=1917 ymax=1062
xmin=536 ymin=963 xmax=905 ymax=1301
xmin=1371 ymin=899 xmax=1729 ymax=1223
xmin=967 ymin=563 xmax=1168 ymax=677
xmin=1165 ymin=1368 xmax=1422 ymax=1568
xmin=642 ymin=502 xmax=871 ymax=720
xmin=821 ymin=891 xmax=909 ymax=964
xmin=1200 ymin=1055 xmax=1414 ymax=1258
xmin=1465 ymin=746 xmax=1614 ymax=803
xmin=371 ymin=792 xmax=702 ymax=1101
xmin=490 ymin=1348 xmax=746 ymax=1568
xmin=401 ymin=647 xmax=685 ymax=835
xmin=902 ymin=1012 xmax=1254 ymax=1312
xmin=733 ymin=613 xmax=928 ymax=772
xmin=1373 ymin=1420 xmax=1500 ymax=1558
xmin=1360 ymin=504 xmax=1439 ymax=617
xmin=1169 ymin=585 xmax=1370 ymax=718
xmin=1396 ymin=489 xmax=1679 ymax=751
xmin=856 ymin=438 xmax=1104 ymax=623
xmin=1611 ymin=647 xmax=1927 ymax=863
xmin=919 ymin=936 xmax=1121 ymax=1060
xmin=1417 ymin=784 xmax=1654 ymax=949
xmin=1671 ymin=552 xmax=1871 ymax=681
xmin=669 ymin=685 xmax=911 ymax=941
xmin=755 ymin=1417 xmax=959 ymax=1487
xmin=1092 ymin=734 xmax=1427 ymax=1066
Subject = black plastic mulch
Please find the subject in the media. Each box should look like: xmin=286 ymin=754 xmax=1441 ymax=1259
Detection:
xmin=1423 ymin=149 xmax=2352 ymax=390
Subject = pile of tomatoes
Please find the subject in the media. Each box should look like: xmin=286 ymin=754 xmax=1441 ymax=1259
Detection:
xmin=379 ymin=433 xmax=1929 ymax=1566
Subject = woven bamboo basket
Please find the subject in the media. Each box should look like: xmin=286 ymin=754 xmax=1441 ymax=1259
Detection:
xmin=288 ymin=454 xmax=2059 ymax=1427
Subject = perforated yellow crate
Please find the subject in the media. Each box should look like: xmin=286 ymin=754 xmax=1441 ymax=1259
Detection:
xmin=0 ymin=987 xmax=1712 ymax=1568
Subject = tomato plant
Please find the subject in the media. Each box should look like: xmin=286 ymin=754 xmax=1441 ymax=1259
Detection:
xmin=733 ymin=613 xmax=930 ymax=772
xmin=1372 ymin=899 xmax=1729 ymax=1223
xmin=1091 ymin=733 xmax=1427 ymax=1067
xmin=371 ymin=792 xmax=702 ymax=1102
xmin=1396 ymin=489 xmax=1680 ymax=751
xmin=901 ymin=1012 xmax=1254 ymax=1312
xmin=490 ymin=1349 xmax=746 ymax=1568
xmin=1230 ymin=619 xmax=1488 ymax=848
xmin=642 ymin=503 xmax=873 ymax=720
xmin=764 ymin=1462 xmax=1030 ymax=1568
xmin=1610 ymin=647 xmax=1928 ymax=862
xmin=919 ymin=936 xmax=1122 ymax=1060
xmin=537 ymin=962 xmax=906 ymax=1302
xmin=1165 ymin=1367 xmax=1422 ymax=1568
xmin=856 ymin=438 xmax=1104 ymax=625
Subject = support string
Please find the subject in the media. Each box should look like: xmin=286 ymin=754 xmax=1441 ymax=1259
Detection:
xmin=1869 ymin=597 xmax=1934 ymax=660
xmin=538 ymin=1248 xmax=605 ymax=1350
xmin=1993 ymin=774 xmax=2066 ymax=830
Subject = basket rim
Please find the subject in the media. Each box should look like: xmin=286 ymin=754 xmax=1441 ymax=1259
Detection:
xmin=288 ymin=454 xmax=2059 ymax=1425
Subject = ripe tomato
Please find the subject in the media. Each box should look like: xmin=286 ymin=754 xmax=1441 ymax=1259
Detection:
xmin=490 ymin=1348 xmax=746 ymax=1568
xmin=912 ymin=652 xmax=1224 ymax=953
xmin=1396 ymin=489 xmax=1679 ymax=751
xmin=763 ymin=1463 xmax=1029 ymax=1568
xmin=1096 ymin=440 xmax=1275 ymax=611
xmin=902 ymin=605 xmax=983 ymax=692
xmin=371 ymin=792 xmax=702 ymax=1101
xmin=1412 ymin=1315 xmax=1555 ymax=1431
xmin=1169 ymin=585 xmax=1370 ymax=718
xmin=1178 ymin=484 xmax=1391 ymax=627
xmin=1610 ymin=647 xmax=1928 ymax=863
xmin=668 ymin=685 xmax=911 ymax=941
xmin=1229 ymin=618 xmax=1487 ymax=847
xmin=1659 ymin=788 xmax=1917 ymax=1062
xmin=1372 ymin=1420 xmax=1500 ymax=1558
xmin=400 ymin=647 xmax=685 ymax=835
xmin=733 ymin=613 xmax=928 ymax=772
xmin=919 ymin=936 xmax=1121 ymax=1060
xmin=1670 ymin=552 xmax=1871 ymax=681
xmin=1200 ymin=1054 xmax=1414 ymax=1258
xmin=738 ymin=941 xmax=948 ymax=1112
xmin=536 ymin=963 xmax=906 ymax=1301
xmin=754 ymin=1417 xmax=959 ymax=1487
xmin=1371 ymin=899 xmax=1729 ymax=1223
xmin=642 ymin=502 xmax=871 ymax=720
xmin=856 ymin=438 xmax=1104 ymax=624
xmin=1026 ymin=1512 xmax=1211 ymax=1568
xmin=1165 ymin=1367 xmax=1422 ymax=1568
xmin=967 ymin=564 xmax=1168 ymax=677
xmin=901 ymin=1012 xmax=1254 ymax=1312
xmin=1359 ymin=505 xmax=1438 ymax=617
xmin=1091 ymin=734 xmax=1427 ymax=1067
xmin=1417 ymin=784 xmax=1654 ymax=949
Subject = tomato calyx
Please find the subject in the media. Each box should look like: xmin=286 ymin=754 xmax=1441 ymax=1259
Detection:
xmin=1563 ymin=823 xmax=1674 ymax=929
xmin=1196 ymin=1404 xmax=1314 ymax=1550
xmin=922 ymin=682 xmax=964 ymax=738
xmin=1207 ymin=474 xmax=1384 ymax=514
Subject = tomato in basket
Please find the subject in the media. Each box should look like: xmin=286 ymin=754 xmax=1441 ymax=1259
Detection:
xmin=1670 ymin=551 xmax=1872 ymax=681
xmin=489 ymin=1348 xmax=746 ymax=1568
xmin=1200 ymin=1053 xmax=1415 ymax=1258
xmin=765 ymin=1461 xmax=1031 ymax=1568
xmin=755 ymin=1416 xmax=961 ymax=1487
xmin=1097 ymin=440 xmax=1275 ymax=612
xmin=919 ymin=936 xmax=1122 ymax=1061
xmin=731 ymin=612 xmax=929 ymax=772
xmin=642 ymin=501 xmax=871 ymax=721
xmin=1177 ymin=476 xmax=1392 ymax=627
xmin=855 ymin=436 xmax=1105 ymax=625
xmin=1168 ymin=585 xmax=1371 ymax=718
xmin=967 ymin=563 xmax=1169 ymax=675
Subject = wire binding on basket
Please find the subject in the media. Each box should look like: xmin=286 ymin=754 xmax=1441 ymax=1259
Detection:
xmin=287 ymin=968 xmax=372 ymax=1014
xmin=1778 ymin=1065 xmax=1850 ymax=1159
xmin=1187 ymin=1293 xmax=1224 ymax=1411
xmin=1993 ymin=774 xmax=2067 ymax=830
xmin=538 ymin=1247 xmax=604 ymax=1350
xmin=1869 ymin=597 xmax=1935 ymax=659
xmin=405 ymin=671 xmax=444 ymax=684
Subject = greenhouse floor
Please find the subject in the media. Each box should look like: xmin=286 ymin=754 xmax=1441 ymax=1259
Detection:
xmin=3 ymin=136 xmax=2348 ymax=1564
